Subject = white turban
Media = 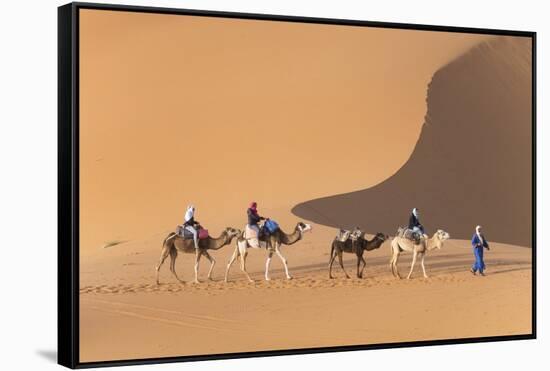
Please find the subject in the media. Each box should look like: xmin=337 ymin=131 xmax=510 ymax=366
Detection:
xmin=476 ymin=225 xmax=484 ymax=243
xmin=185 ymin=205 xmax=195 ymax=222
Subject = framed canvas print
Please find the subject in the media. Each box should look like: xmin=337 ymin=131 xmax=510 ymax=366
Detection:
xmin=58 ymin=2 xmax=536 ymax=368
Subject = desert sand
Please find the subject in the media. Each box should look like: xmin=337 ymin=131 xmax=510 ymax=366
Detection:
xmin=77 ymin=10 xmax=532 ymax=363
xmin=80 ymin=224 xmax=532 ymax=362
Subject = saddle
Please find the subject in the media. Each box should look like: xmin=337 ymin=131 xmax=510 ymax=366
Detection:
xmin=336 ymin=227 xmax=362 ymax=242
xmin=244 ymin=224 xmax=259 ymax=240
xmin=175 ymin=225 xmax=186 ymax=238
xmin=264 ymin=219 xmax=279 ymax=234
xmin=397 ymin=227 xmax=421 ymax=244
xmin=244 ymin=224 xmax=264 ymax=248
xmin=175 ymin=225 xmax=209 ymax=240
xmin=198 ymin=229 xmax=209 ymax=239
xmin=336 ymin=229 xmax=351 ymax=242
xmin=246 ymin=220 xmax=278 ymax=241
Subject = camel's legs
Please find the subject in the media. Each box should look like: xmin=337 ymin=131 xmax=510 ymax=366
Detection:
xmin=394 ymin=253 xmax=401 ymax=279
xmin=193 ymin=250 xmax=202 ymax=284
xmin=275 ymin=245 xmax=292 ymax=280
xmin=203 ymin=251 xmax=216 ymax=281
xmin=239 ymin=249 xmax=254 ymax=283
xmin=169 ymin=248 xmax=184 ymax=283
xmin=407 ymin=250 xmax=418 ymax=279
xmin=265 ymin=250 xmax=274 ymax=281
xmin=390 ymin=241 xmax=403 ymax=279
xmin=394 ymin=253 xmax=402 ymax=279
xmin=420 ymin=253 xmax=428 ymax=278
xmin=338 ymin=251 xmax=350 ymax=279
xmin=390 ymin=251 xmax=401 ymax=279
xmin=328 ymin=246 xmax=338 ymax=279
xmin=359 ymin=255 xmax=367 ymax=278
xmin=224 ymin=246 xmax=240 ymax=282
xmin=155 ymin=245 xmax=171 ymax=285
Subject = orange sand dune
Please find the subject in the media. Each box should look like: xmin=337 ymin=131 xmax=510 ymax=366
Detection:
xmin=79 ymin=9 xmax=487 ymax=252
xmin=293 ymin=36 xmax=532 ymax=246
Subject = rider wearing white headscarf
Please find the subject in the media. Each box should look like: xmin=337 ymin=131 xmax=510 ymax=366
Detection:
xmin=184 ymin=205 xmax=199 ymax=249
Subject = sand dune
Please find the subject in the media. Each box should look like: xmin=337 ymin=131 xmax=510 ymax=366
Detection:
xmin=292 ymin=36 xmax=532 ymax=246
xmin=79 ymin=9 xmax=487 ymax=252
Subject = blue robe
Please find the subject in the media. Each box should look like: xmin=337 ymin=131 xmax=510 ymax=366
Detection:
xmin=471 ymin=233 xmax=489 ymax=273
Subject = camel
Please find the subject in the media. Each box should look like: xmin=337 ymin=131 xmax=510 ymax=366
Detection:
xmin=389 ymin=229 xmax=450 ymax=279
xmin=328 ymin=232 xmax=388 ymax=279
xmin=155 ymin=227 xmax=241 ymax=284
xmin=224 ymin=222 xmax=312 ymax=282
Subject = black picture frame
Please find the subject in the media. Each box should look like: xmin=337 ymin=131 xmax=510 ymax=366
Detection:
xmin=58 ymin=2 xmax=537 ymax=368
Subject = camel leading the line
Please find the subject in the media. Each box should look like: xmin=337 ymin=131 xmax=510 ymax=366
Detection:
xmin=329 ymin=232 xmax=389 ymax=279
xmin=390 ymin=229 xmax=450 ymax=279
xmin=224 ymin=222 xmax=312 ymax=282
xmin=156 ymin=227 xmax=241 ymax=285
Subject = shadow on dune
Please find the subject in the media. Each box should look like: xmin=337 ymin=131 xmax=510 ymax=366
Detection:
xmin=292 ymin=36 xmax=532 ymax=247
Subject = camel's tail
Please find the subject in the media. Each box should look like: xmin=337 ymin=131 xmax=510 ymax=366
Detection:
xmin=162 ymin=232 xmax=177 ymax=248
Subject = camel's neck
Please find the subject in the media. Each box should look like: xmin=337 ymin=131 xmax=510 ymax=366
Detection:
xmin=364 ymin=237 xmax=384 ymax=250
xmin=209 ymin=232 xmax=231 ymax=250
xmin=426 ymin=235 xmax=441 ymax=250
xmin=280 ymin=227 xmax=302 ymax=245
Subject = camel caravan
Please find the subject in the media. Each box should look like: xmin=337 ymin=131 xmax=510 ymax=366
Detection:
xmin=155 ymin=204 xmax=451 ymax=285
xmin=156 ymin=203 xmax=312 ymax=284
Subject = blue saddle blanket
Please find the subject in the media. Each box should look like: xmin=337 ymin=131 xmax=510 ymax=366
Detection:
xmin=264 ymin=219 xmax=279 ymax=233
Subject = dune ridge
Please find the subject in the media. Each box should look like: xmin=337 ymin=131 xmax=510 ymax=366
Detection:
xmin=292 ymin=36 xmax=533 ymax=246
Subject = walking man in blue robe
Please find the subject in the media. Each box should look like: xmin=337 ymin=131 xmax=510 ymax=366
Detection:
xmin=471 ymin=225 xmax=490 ymax=276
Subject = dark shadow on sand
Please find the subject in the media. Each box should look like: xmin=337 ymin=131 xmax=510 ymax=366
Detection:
xmin=292 ymin=37 xmax=533 ymax=247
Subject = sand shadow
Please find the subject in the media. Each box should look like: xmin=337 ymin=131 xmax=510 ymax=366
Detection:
xmin=270 ymin=254 xmax=532 ymax=278
xmin=489 ymin=267 xmax=531 ymax=275
xmin=292 ymin=37 xmax=532 ymax=247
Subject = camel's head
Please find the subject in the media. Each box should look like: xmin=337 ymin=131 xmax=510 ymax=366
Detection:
xmin=297 ymin=222 xmax=312 ymax=234
xmin=374 ymin=232 xmax=389 ymax=242
xmin=225 ymin=227 xmax=241 ymax=238
xmin=434 ymin=229 xmax=450 ymax=248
